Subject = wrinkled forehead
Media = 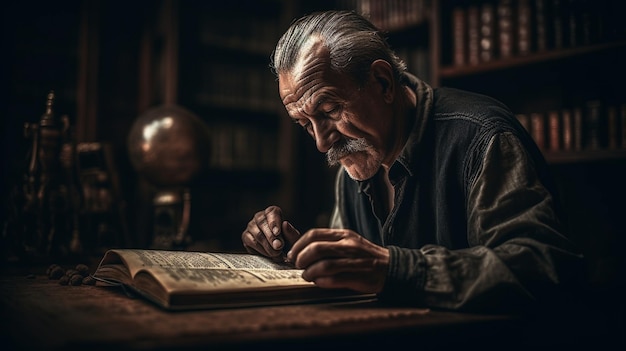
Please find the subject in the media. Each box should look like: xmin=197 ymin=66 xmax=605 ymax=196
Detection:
xmin=278 ymin=35 xmax=331 ymax=106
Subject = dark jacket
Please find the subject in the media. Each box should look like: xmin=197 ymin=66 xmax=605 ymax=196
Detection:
xmin=330 ymin=74 xmax=584 ymax=312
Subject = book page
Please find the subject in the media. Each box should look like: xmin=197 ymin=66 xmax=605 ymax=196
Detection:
xmin=103 ymin=249 xmax=293 ymax=279
xmin=137 ymin=266 xmax=312 ymax=293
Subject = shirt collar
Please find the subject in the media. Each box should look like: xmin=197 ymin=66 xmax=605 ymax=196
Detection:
xmin=356 ymin=73 xmax=433 ymax=191
xmin=390 ymin=73 xmax=433 ymax=181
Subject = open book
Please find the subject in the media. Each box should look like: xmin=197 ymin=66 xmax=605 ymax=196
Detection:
xmin=92 ymin=249 xmax=375 ymax=310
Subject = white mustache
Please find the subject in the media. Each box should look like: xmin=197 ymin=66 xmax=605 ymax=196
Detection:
xmin=326 ymin=138 xmax=371 ymax=166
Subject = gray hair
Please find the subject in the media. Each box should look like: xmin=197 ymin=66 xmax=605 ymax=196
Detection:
xmin=270 ymin=10 xmax=407 ymax=86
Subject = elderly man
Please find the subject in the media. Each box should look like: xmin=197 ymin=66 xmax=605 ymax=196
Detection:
xmin=241 ymin=10 xmax=583 ymax=313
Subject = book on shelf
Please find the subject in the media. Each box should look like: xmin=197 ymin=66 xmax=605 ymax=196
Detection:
xmin=448 ymin=0 xmax=622 ymax=67
xmin=561 ymin=109 xmax=573 ymax=151
xmin=497 ymin=0 xmax=514 ymax=59
xmin=534 ymin=0 xmax=548 ymax=52
xmin=452 ymin=6 xmax=466 ymax=66
xmin=585 ymin=100 xmax=603 ymax=150
xmin=572 ymin=107 xmax=583 ymax=151
xmin=517 ymin=0 xmax=532 ymax=55
xmin=357 ymin=0 xmax=429 ymax=31
xmin=530 ymin=112 xmax=546 ymax=151
xmin=521 ymin=101 xmax=626 ymax=154
xmin=479 ymin=2 xmax=496 ymax=62
xmin=564 ymin=0 xmax=579 ymax=48
xmin=548 ymin=111 xmax=561 ymax=152
xmin=579 ymin=0 xmax=600 ymax=45
xmin=551 ymin=0 xmax=565 ymax=50
xmin=206 ymin=122 xmax=278 ymax=171
xmin=467 ymin=5 xmax=481 ymax=65
xmin=605 ymin=103 xmax=626 ymax=150
xmin=92 ymin=249 xmax=373 ymax=311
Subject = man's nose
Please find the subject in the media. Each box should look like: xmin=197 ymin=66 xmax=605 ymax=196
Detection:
xmin=312 ymin=119 xmax=339 ymax=153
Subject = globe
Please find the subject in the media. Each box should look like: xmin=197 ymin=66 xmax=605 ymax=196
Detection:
xmin=127 ymin=104 xmax=210 ymax=187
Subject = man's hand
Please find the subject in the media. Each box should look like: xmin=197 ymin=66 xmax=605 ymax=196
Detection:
xmin=241 ymin=206 xmax=301 ymax=262
xmin=287 ymin=228 xmax=389 ymax=294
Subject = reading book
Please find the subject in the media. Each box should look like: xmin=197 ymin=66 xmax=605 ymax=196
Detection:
xmin=92 ymin=249 xmax=374 ymax=311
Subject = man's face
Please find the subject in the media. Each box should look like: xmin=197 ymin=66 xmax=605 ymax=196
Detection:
xmin=278 ymin=37 xmax=391 ymax=181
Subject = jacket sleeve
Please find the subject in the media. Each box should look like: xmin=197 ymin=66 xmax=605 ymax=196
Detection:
xmin=380 ymin=132 xmax=584 ymax=312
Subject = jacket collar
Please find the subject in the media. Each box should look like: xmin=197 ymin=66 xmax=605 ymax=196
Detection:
xmin=357 ymin=72 xmax=433 ymax=191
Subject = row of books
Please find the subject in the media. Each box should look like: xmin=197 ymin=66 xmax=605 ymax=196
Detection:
xmin=516 ymin=101 xmax=626 ymax=153
xmin=197 ymin=6 xmax=282 ymax=54
xmin=196 ymin=62 xmax=279 ymax=112
xmin=205 ymin=121 xmax=278 ymax=171
xmin=452 ymin=0 xmax=626 ymax=66
xmin=339 ymin=0 xmax=430 ymax=31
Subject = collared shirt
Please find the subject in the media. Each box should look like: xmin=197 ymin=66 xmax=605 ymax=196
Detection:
xmin=330 ymin=74 xmax=584 ymax=312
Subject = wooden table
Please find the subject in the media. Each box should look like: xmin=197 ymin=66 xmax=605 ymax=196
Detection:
xmin=0 ymin=261 xmax=620 ymax=350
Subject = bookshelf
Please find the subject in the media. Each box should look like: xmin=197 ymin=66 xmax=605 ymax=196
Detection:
xmin=429 ymin=0 xmax=626 ymax=293
xmin=432 ymin=0 xmax=626 ymax=164
xmin=336 ymin=0 xmax=433 ymax=84
xmin=167 ymin=0 xmax=297 ymax=250
xmin=2 ymin=0 xmax=310 ymax=253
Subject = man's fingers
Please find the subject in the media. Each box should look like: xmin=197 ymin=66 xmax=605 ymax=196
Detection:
xmin=267 ymin=220 xmax=302 ymax=254
xmin=300 ymin=258 xmax=388 ymax=293
xmin=242 ymin=207 xmax=300 ymax=261
xmin=243 ymin=223 xmax=277 ymax=258
xmin=243 ymin=229 xmax=268 ymax=256
xmin=287 ymin=228 xmax=345 ymax=262
xmin=248 ymin=207 xmax=284 ymax=255
xmin=264 ymin=206 xmax=283 ymax=236
xmin=253 ymin=212 xmax=274 ymax=242
xmin=282 ymin=221 xmax=301 ymax=246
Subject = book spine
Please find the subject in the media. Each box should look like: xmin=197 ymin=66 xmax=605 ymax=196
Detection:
xmin=208 ymin=122 xmax=278 ymax=170
xmin=585 ymin=100 xmax=602 ymax=150
xmin=530 ymin=112 xmax=546 ymax=151
xmin=565 ymin=0 xmax=578 ymax=48
xmin=551 ymin=0 xmax=564 ymax=50
xmin=534 ymin=0 xmax=548 ymax=52
xmin=452 ymin=6 xmax=466 ymax=66
xmin=497 ymin=0 xmax=514 ymax=59
xmin=573 ymin=107 xmax=583 ymax=151
xmin=548 ymin=110 xmax=561 ymax=152
xmin=467 ymin=5 xmax=481 ymax=65
xmin=561 ymin=109 xmax=573 ymax=151
xmin=480 ymin=2 xmax=495 ymax=62
xmin=579 ymin=0 xmax=599 ymax=46
xmin=517 ymin=0 xmax=532 ymax=55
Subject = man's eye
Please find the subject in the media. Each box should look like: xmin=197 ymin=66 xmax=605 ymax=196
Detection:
xmin=324 ymin=105 xmax=341 ymax=118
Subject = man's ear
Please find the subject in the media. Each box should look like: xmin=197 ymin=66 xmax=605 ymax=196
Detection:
xmin=369 ymin=59 xmax=394 ymax=103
